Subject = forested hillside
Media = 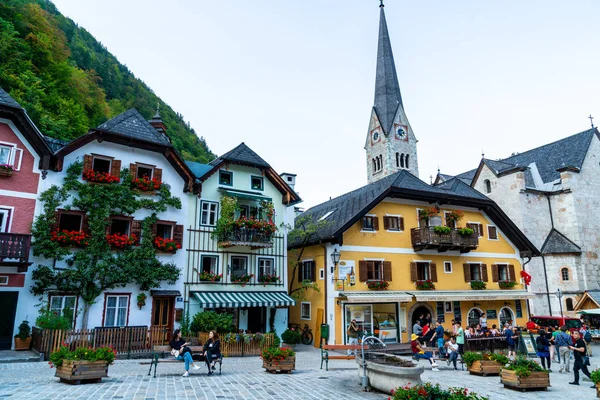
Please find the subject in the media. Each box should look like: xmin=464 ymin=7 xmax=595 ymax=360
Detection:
xmin=0 ymin=0 xmax=214 ymax=163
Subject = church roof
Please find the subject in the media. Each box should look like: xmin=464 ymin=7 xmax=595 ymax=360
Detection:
xmin=291 ymin=169 xmax=538 ymax=255
xmin=0 ymin=87 xmax=22 ymax=110
xmin=209 ymin=142 xmax=271 ymax=168
xmin=540 ymin=228 xmax=582 ymax=255
xmin=98 ymin=109 xmax=171 ymax=146
xmin=373 ymin=4 xmax=403 ymax=135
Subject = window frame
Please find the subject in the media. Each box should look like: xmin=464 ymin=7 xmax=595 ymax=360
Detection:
xmin=319 ymin=268 xmax=324 ymax=280
xmin=219 ymin=170 xmax=233 ymax=186
xmin=466 ymin=222 xmax=484 ymax=237
xmin=561 ymin=267 xmax=570 ymax=281
xmin=416 ymin=261 xmax=431 ymax=281
xmin=231 ymin=255 xmax=248 ymax=278
xmin=49 ymin=294 xmax=78 ymax=327
xmin=565 ymin=298 xmax=574 ymax=311
xmin=103 ymin=293 xmax=130 ymax=327
xmin=300 ymin=302 xmax=311 ymax=320
xmin=300 ymin=260 xmax=315 ymax=282
xmin=443 ymin=261 xmax=453 ymax=274
xmin=469 ymin=263 xmax=483 ymax=281
xmin=257 ymin=257 xmax=275 ymax=278
xmin=108 ymin=216 xmax=132 ymax=235
xmin=155 ymin=220 xmax=175 ymax=240
xmin=135 ymin=164 xmax=154 ymax=179
xmin=58 ymin=211 xmax=85 ymax=232
xmin=0 ymin=276 xmax=8 ymax=285
xmin=362 ymin=215 xmax=375 ymax=231
xmin=484 ymin=179 xmax=492 ymax=194
xmin=366 ymin=260 xmax=383 ymax=281
xmin=92 ymin=155 xmax=113 ymax=174
xmin=444 ymin=211 xmax=456 ymax=229
xmin=497 ymin=264 xmax=509 ymax=281
xmin=200 ymin=201 xmax=219 ymax=227
xmin=444 ymin=302 xmax=453 ymax=313
xmin=250 ymin=175 xmax=264 ymax=191
xmin=0 ymin=207 xmax=12 ymax=233
xmin=487 ymin=225 xmax=498 ymax=240
xmin=200 ymin=254 xmax=219 ymax=275
xmin=0 ymin=141 xmax=22 ymax=171
xmin=385 ymin=214 xmax=403 ymax=232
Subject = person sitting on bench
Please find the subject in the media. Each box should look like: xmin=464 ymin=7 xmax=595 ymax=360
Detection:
xmin=200 ymin=330 xmax=221 ymax=375
xmin=169 ymin=329 xmax=201 ymax=377
xmin=411 ymin=333 xmax=439 ymax=371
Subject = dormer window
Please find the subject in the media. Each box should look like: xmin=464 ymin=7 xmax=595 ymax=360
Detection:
xmin=219 ymin=170 xmax=233 ymax=186
xmin=251 ymin=176 xmax=264 ymax=191
xmin=93 ymin=157 xmax=111 ymax=174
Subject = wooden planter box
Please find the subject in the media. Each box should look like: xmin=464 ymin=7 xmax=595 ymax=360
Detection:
xmin=468 ymin=360 xmax=502 ymax=376
xmin=14 ymin=337 xmax=32 ymax=351
xmin=55 ymin=360 xmax=109 ymax=384
xmin=262 ymin=356 xmax=295 ymax=373
xmin=500 ymin=369 xmax=550 ymax=391
xmin=596 ymin=382 xmax=600 ymax=398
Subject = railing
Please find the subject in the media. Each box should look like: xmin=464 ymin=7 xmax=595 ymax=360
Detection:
xmin=0 ymin=233 xmax=31 ymax=266
xmin=32 ymin=326 xmax=275 ymax=360
xmin=410 ymin=227 xmax=478 ymax=253
xmin=218 ymin=227 xmax=274 ymax=248
xmin=464 ymin=335 xmax=508 ymax=352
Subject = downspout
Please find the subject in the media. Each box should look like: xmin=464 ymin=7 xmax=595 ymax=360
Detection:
xmin=321 ymin=244 xmax=328 ymax=334
xmin=522 ymin=255 xmax=533 ymax=318
xmin=543 ymin=194 xmax=553 ymax=315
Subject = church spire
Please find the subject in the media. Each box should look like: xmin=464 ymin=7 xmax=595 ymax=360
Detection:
xmin=373 ymin=2 xmax=402 ymax=134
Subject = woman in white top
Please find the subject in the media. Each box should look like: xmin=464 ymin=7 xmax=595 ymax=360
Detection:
xmin=479 ymin=315 xmax=487 ymax=330
xmin=445 ymin=337 xmax=459 ymax=370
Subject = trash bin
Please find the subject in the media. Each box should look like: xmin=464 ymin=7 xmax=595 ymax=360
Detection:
xmin=320 ymin=324 xmax=330 ymax=342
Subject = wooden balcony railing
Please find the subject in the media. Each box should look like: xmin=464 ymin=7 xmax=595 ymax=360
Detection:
xmin=0 ymin=233 xmax=32 ymax=270
xmin=410 ymin=227 xmax=478 ymax=253
xmin=218 ymin=227 xmax=274 ymax=249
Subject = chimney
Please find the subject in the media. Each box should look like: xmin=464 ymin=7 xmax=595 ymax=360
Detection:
xmin=280 ymin=172 xmax=296 ymax=190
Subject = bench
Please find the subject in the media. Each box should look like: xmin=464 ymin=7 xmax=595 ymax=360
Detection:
xmin=140 ymin=345 xmax=223 ymax=377
xmin=320 ymin=344 xmax=368 ymax=371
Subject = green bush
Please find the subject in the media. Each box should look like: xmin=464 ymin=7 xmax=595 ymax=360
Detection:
xmin=470 ymin=280 xmax=487 ymax=290
xmin=281 ymin=328 xmax=301 ymax=344
xmin=190 ymin=310 xmax=234 ymax=334
xmin=462 ymin=352 xmax=483 ymax=367
xmin=49 ymin=344 xmax=116 ymax=367
xmin=391 ymin=382 xmax=488 ymax=399
xmin=36 ymin=308 xmax=72 ymax=330
xmin=591 ymin=368 xmax=600 ymax=384
xmin=433 ymin=226 xmax=452 ymax=234
xmin=15 ymin=320 xmax=31 ymax=340
xmin=503 ymin=356 xmax=545 ymax=377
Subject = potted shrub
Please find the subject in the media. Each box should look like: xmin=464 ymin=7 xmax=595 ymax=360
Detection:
xmin=131 ymin=176 xmax=161 ymax=191
xmin=500 ymin=357 xmax=549 ymax=390
xmin=415 ymin=280 xmax=435 ymax=290
xmin=498 ymin=280 xmax=517 ymax=289
xmin=231 ymin=273 xmax=254 ymax=286
xmin=82 ymin=170 xmax=120 ymax=184
xmin=591 ymin=368 xmax=600 ymax=397
xmin=258 ymin=274 xmax=280 ymax=284
xmin=390 ymin=383 xmax=487 ymax=400
xmin=50 ymin=344 xmax=116 ymax=384
xmin=433 ymin=226 xmax=451 ymax=234
xmin=281 ymin=328 xmax=301 ymax=349
xmin=136 ymin=293 xmax=147 ymax=309
xmin=470 ymin=280 xmax=487 ymax=290
xmin=153 ymin=237 xmax=181 ymax=253
xmin=0 ymin=163 xmax=14 ymax=177
xmin=14 ymin=320 xmax=32 ymax=351
xmin=106 ymin=233 xmax=138 ymax=249
xmin=367 ymin=280 xmax=389 ymax=290
xmin=50 ymin=230 xmax=89 ymax=247
xmin=198 ymin=271 xmax=223 ymax=282
xmin=260 ymin=347 xmax=295 ymax=373
xmin=457 ymin=227 xmax=474 ymax=237
xmin=463 ymin=352 xmax=507 ymax=376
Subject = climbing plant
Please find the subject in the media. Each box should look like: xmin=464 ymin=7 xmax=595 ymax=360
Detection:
xmin=30 ymin=161 xmax=182 ymax=329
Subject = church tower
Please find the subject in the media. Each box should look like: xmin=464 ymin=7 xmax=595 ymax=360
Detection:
xmin=365 ymin=2 xmax=419 ymax=183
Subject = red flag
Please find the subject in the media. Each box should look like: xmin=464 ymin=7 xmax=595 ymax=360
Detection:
xmin=520 ymin=270 xmax=531 ymax=286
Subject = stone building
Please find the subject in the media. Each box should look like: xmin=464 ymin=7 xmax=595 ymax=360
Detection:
xmin=436 ymin=127 xmax=600 ymax=316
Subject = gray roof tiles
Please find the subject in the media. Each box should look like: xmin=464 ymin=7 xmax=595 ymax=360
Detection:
xmin=540 ymin=229 xmax=581 ymax=255
xmin=0 ymin=88 xmax=22 ymax=110
xmin=209 ymin=142 xmax=271 ymax=168
xmin=98 ymin=109 xmax=171 ymax=146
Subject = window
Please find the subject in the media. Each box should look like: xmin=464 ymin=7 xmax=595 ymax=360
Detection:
xmin=0 ymin=209 xmax=9 ymax=233
xmin=258 ymin=258 xmax=275 ymax=278
xmin=561 ymin=267 xmax=569 ymax=281
xmin=362 ymin=216 xmax=378 ymax=231
xmin=466 ymin=223 xmax=484 ymax=237
xmin=50 ymin=295 xmax=77 ymax=321
xmin=57 ymin=213 xmax=83 ymax=232
xmin=444 ymin=302 xmax=452 ymax=313
xmin=92 ymin=157 xmax=111 ymax=173
xmin=487 ymin=226 xmax=498 ymax=240
xmin=319 ymin=268 xmax=324 ymax=280
xmin=301 ymin=302 xmax=311 ymax=320
xmin=136 ymin=165 xmax=153 ymax=179
xmin=444 ymin=262 xmax=452 ymax=273
xmin=484 ymin=179 xmax=492 ymax=194
xmin=110 ymin=218 xmax=130 ymax=235
xmin=366 ymin=261 xmax=383 ymax=281
xmin=566 ymin=298 xmax=574 ymax=311
xmin=200 ymin=201 xmax=218 ymax=226
xmin=219 ymin=170 xmax=233 ymax=186
xmin=444 ymin=212 xmax=456 ymax=229
xmin=405 ymin=154 xmax=409 ymax=169
xmin=384 ymin=216 xmax=404 ymax=231
xmin=251 ymin=176 xmax=264 ymax=191
xmin=395 ymin=152 xmax=400 ymax=168
xmin=416 ymin=262 xmax=430 ymax=280
xmin=201 ymin=255 xmax=218 ymax=274
xmin=239 ymin=205 xmax=249 ymax=218
xmin=470 ymin=264 xmax=482 ymax=281
xmin=499 ymin=308 xmax=514 ymax=326
xmin=300 ymin=260 xmax=315 ymax=282
xmin=156 ymin=222 xmax=173 ymax=239
xmin=104 ymin=295 xmax=129 ymax=327
xmin=0 ymin=144 xmax=12 ymax=165
xmin=231 ymin=256 xmax=248 ymax=278
xmin=498 ymin=264 xmax=509 ymax=281
xmin=0 ymin=276 xmax=7 ymax=285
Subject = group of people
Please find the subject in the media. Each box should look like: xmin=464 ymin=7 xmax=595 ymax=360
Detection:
xmin=169 ymin=329 xmax=221 ymax=377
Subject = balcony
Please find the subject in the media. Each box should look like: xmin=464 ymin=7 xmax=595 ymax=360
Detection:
xmin=410 ymin=227 xmax=478 ymax=253
xmin=218 ymin=227 xmax=274 ymax=249
xmin=0 ymin=233 xmax=32 ymax=271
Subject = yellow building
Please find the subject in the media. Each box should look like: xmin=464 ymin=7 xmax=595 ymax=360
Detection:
xmin=288 ymin=171 xmax=539 ymax=345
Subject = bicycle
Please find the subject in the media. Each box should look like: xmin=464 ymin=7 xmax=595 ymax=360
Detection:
xmin=301 ymin=324 xmax=313 ymax=345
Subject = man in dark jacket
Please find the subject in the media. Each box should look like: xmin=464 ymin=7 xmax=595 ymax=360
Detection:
xmin=568 ymin=330 xmax=594 ymax=387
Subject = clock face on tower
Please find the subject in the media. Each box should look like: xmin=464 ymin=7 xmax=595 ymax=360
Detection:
xmin=395 ymin=125 xmax=408 ymax=141
xmin=371 ymin=130 xmax=380 ymax=143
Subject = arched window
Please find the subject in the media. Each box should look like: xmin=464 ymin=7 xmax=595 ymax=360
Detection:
xmin=400 ymin=154 xmax=405 ymax=168
xmin=484 ymin=179 xmax=492 ymax=194
xmin=499 ymin=307 xmax=514 ymax=326
xmin=405 ymin=154 xmax=410 ymax=169
xmin=467 ymin=308 xmax=482 ymax=328
xmin=561 ymin=267 xmax=569 ymax=281
xmin=372 ymin=159 xmax=376 ymax=172
xmin=566 ymin=298 xmax=574 ymax=311
xmin=376 ymin=156 xmax=381 ymax=171
xmin=395 ymin=153 xmax=400 ymax=167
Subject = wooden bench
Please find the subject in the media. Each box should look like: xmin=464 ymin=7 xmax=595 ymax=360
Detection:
xmin=320 ymin=344 xmax=368 ymax=371
xmin=140 ymin=345 xmax=223 ymax=377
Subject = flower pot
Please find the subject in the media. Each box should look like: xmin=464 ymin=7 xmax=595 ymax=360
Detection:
xmin=468 ymin=360 xmax=502 ymax=376
xmin=500 ymin=369 xmax=550 ymax=391
xmin=55 ymin=360 xmax=109 ymax=384
xmin=137 ymin=301 xmax=145 ymax=309
xmin=14 ymin=337 xmax=31 ymax=351
xmin=596 ymin=382 xmax=600 ymax=398
xmin=262 ymin=356 xmax=295 ymax=373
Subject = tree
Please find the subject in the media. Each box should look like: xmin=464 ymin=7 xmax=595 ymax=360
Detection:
xmin=30 ymin=161 xmax=182 ymax=329
xmin=287 ymin=216 xmax=331 ymax=300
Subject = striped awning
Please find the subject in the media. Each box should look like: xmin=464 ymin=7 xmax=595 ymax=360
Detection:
xmin=192 ymin=291 xmax=296 ymax=308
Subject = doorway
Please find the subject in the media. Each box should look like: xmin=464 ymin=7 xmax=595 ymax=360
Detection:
xmin=247 ymin=307 xmax=265 ymax=333
xmin=151 ymin=297 xmax=174 ymax=343
xmin=0 ymin=292 xmax=18 ymax=350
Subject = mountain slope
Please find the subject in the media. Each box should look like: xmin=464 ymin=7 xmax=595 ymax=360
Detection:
xmin=0 ymin=0 xmax=214 ymax=163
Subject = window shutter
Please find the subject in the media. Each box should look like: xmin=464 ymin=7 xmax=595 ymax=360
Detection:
xmin=131 ymin=220 xmax=142 ymax=241
xmin=430 ymin=263 xmax=438 ymax=282
xmin=154 ymin=168 xmax=163 ymax=182
xmin=383 ymin=261 xmax=392 ymax=282
xmin=105 ymin=221 xmax=112 ymax=236
xmin=298 ymin=263 xmax=303 ymax=282
xmin=151 ymin=223 xmax=157 ymax=239
xmin=410 ymin=262 xmax=418 ymax=282
xmin=478 ymin=224 xmax=484 ymax=237
xmin=488 ymin=226 xmax=497 ymax=240
xmin=311 ymin=261 xmax=316 ymax=282
xmin=81 ymin=215 xmax=90 ymax=233
xmin=399 ymin=217 xmax=405 ymax=231
xmin=111 ymin=159 xmax=121 ymax=179
xmin=383 ymin=216 xmax=389 ymax=230
xmin=13 ymin=148 xmax=23 ymax=171
xmin=481 ymin=264 xmax=488 ymax=282
xmin=83 ymin=155 xmax=93 ymax=174
xmin=463 ymin=263 xmax=471 ymax=282
xmin=129 ymin=163 xmax=138 ymax=178
xmin=173 ymin=225 xmax=184 ymax=247
xmin=53 ymin=211 xmax=61 ymax=232
xmin=373 ymin=217 xmax=379 ymax=231
xmin=359 ymin=261 xmax=368 ymax=282
xmin=508 ymin=264 xmax=516 ymax=281
xmin=491 ymin=264 xmax=499 ymax=282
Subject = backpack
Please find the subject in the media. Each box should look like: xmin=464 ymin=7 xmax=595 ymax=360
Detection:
xmin=584 ymin=331 xmax=592 ymax=343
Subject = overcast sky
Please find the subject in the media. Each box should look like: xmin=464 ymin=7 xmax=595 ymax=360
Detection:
xmin=51 ymin=0 xmax=600 ymax=209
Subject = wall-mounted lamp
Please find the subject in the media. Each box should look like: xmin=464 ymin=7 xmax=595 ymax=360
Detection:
xmin=330 ymin=248 xmax=341 ymax=275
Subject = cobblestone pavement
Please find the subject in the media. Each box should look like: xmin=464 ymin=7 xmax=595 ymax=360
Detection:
xmin=0 ymin=345 xmax=599 ymax=399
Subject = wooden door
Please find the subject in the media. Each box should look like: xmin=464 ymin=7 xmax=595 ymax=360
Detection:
xmin=151 ymin=297 xmax=174 ymax=343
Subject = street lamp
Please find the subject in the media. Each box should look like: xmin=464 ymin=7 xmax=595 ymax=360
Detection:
xmin=556 ymin=288 xmax=564 ymax=318
xmin=330 ymin=248 xmax=341 ymax=282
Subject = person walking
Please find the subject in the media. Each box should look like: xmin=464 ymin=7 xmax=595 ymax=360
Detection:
xmin=347 ymin=319 xmax=359 ymax=355
xmin=455 ymin=321 xmax=465 ymax=355
xmin=536 ymin=330 xmax=551 ymax=371
xmin=547 ymin=327 xmax=557 ymax=364
xmin=582 ymin=324 xmax=593 ymax=357
xmin=551 ymin=326 xmax=561 ymax=363
xmin=568 ymin=330 xmax=594 ymax=388
xmin=505 ymin=325 xmax=517 ymax=359
xmin=431 ymin=320 xmax=446 ymax=358
xmin=556 ymin=326 xmax=572 ymax=373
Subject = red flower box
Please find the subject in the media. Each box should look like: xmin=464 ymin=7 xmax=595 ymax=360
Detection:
xmin=131 ymin=176 xmax=161 ymax=191
xmin=154 ymin=237 xmax=181 ymax=253
xmin=83 ymin=170 xmax=120 ymax=184
xmin=106 ymin=233 xmax=138 ymax=249
xmin=50 ymin=230 xmax=89 ymax=247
